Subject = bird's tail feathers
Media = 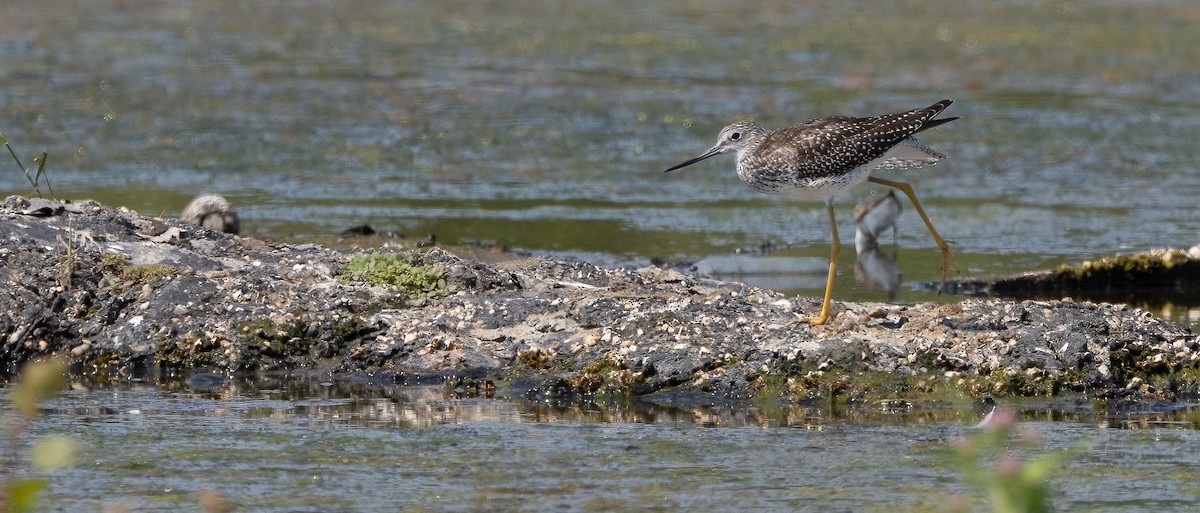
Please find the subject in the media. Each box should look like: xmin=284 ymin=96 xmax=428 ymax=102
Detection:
xmin=874 ymin=137 xmax=946 ymax=170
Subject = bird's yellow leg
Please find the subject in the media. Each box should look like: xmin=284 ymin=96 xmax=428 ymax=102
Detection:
xmin=867 ymin=176 xmax=958 ymax=289
xmin=809 ymin=200 xmax=839 ymax=325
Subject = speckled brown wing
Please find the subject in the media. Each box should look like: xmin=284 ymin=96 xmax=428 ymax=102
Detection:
xmin=749 ymin=101 xmax=953 ymax=181
xmin=741 ymin=116 xmax=888 ymax=184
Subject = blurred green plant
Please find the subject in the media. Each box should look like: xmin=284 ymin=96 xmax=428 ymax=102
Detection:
xmin=946 ymin=407 xmax=1086 ymax=513
xmin=1 ymin=358 xmax=76 ymax=513
xmin=0 ymin=132 xmax=54 ymax=199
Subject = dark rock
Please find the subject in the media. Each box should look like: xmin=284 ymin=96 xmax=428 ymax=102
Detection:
xmin=946 ymin=247 xmax=1200 ymax=307
xmin=340 ymin=225 xmax=376 ymax=237
xmin=1 ymin=196 xmax=1197 ymax=404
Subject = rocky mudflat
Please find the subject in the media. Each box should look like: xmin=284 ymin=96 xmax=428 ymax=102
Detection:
xmin=2 ymin=195 xmax=1198 ymax=405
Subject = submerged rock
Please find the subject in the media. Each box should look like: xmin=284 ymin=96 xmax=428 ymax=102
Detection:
xmin=945 ymin=246 xmax=1200 ymax=308
xmin=1 ymin=195 xmax=1197 ymax=405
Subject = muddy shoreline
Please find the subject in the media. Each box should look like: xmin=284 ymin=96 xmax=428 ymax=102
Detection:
xmin=2 ymin=196 xmax=1197 ymax=405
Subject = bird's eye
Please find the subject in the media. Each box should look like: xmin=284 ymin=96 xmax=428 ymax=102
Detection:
xmin=729 ymin=132 xmax=742 ymax=141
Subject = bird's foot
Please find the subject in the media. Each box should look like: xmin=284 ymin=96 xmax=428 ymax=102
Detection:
xmin=936 ymin=244 xmax=961 ymax=294
xmin=784 ymin=310 xmax=831 ymax=326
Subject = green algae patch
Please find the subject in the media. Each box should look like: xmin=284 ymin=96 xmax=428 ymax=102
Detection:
xmin=769 ymin=369 xmax=940 ymax=404
xmin=514 ymin=357 xmax=645 ymax=404
xmin=1166 ymin=367 xmax=1200 ymax=397
xmin=1056 ymin=248 xmax=1191 ymax=281
xmin=156 ymin=332 xmax=224 ymax=368
xmin=99 ymin=251 xmax=128 ymax=272
xmin=758 ymin=364 xmax=1086 ymax=406
xmin=155 ymin=314 xmax=377 ymax=371
xmin=581 ymin=355 xmax=624 ymax=375
xmin=125 ymin=263 xmax=180 ymax=283
xmin=517 ymin=348 xmax=556 ymax=369
xmin=337 ymin=252 xmax=454 ymax=300
xmin=100 ymin=252 xmax=180 ymax=284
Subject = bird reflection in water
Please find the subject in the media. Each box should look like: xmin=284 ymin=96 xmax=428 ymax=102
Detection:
xmin=853 ymin=191 xmax=902 ymax=297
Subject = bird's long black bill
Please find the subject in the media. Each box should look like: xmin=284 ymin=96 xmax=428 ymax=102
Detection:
xmin=663 ymin=146 xmax=721 ymax=173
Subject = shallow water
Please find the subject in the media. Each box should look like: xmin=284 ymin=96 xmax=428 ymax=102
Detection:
xmin=5 ymin=375 xmax=1200 ymax=513
xmin=4 ymin=4 xmax=1200 ymax=510
xmin=3 ymin=0 xmax=1199 ymax=325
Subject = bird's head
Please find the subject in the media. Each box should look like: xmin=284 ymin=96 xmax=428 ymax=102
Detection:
xmin=664 ymin=120 xmax=764 ymax=172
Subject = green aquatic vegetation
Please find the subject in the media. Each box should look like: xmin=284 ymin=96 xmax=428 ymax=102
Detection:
xmin=337 ymin=252 xmax=454 ymax=300
xmin=2 ymin=358 xmax=76 ymax=513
